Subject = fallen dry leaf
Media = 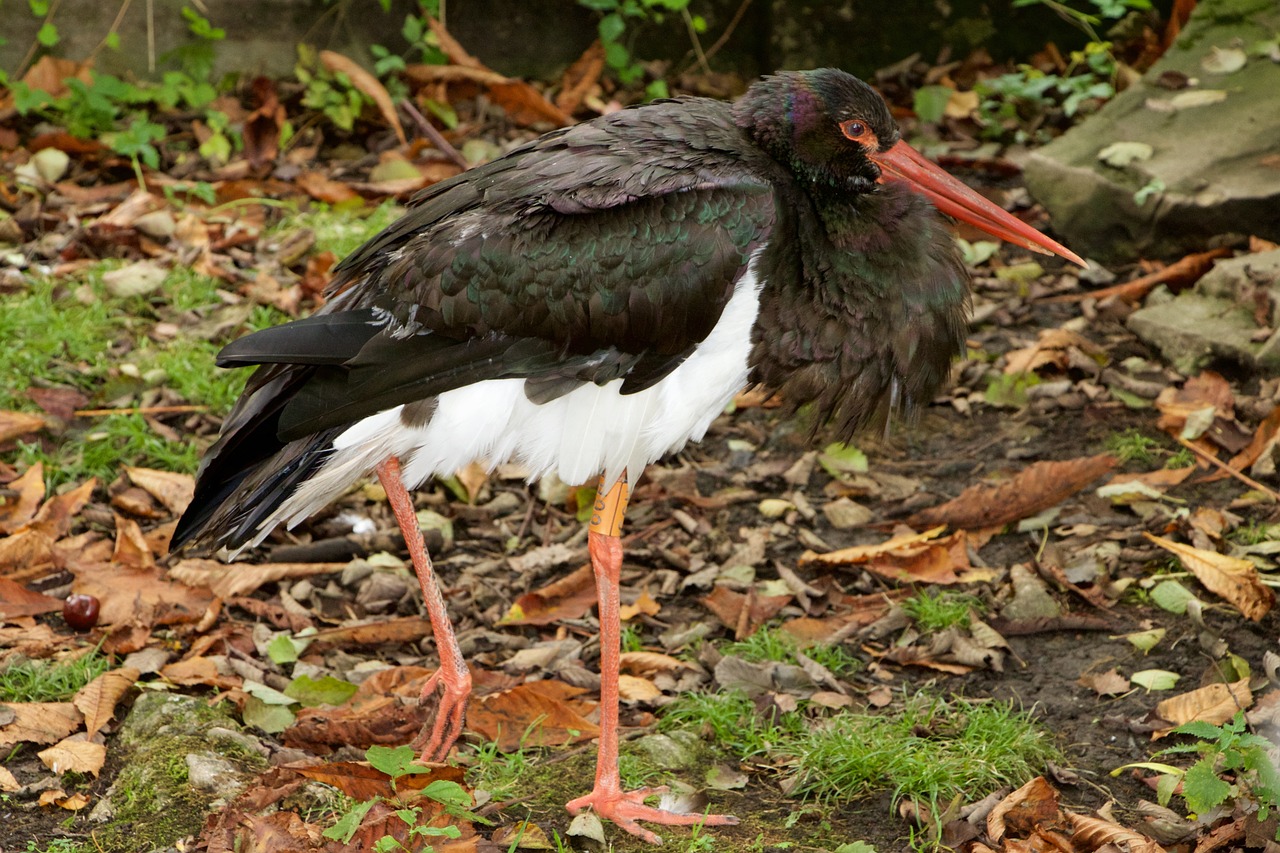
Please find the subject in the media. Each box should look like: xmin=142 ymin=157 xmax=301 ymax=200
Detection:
xmin=0 ymin=410 xmax=47 ymax=443
xmin=468 ymin=681 xmax=599 ymax=751
xmin=619 ymin=590 xmax=661 ymax=621
xmin=701 ymin=586 xmax=791 ymax=638
xmin=69 ymin=558 xmax=214 ymax=628
xmin=293 ymin=760 xmax=466 ymax=801
xmin=1154 ymin=678 xmax=1252 ymax=738
xmin=0 ymin=766 xmax=19 ymax=792
xmin=0 ymin=577 xmax=64 ymax=621
xmin=319 ymin=51 xmax=406 ymax=145
xmin=168 ymin=557 xmax=346 ymax=599
xmin=617 ymin=674 xmax=662 ymax=702
xmin=38 ymin=737 xmax=107 ymax=777
xmin=0 ymin=702 xmax=83 ymax=748
xmin=618 ymin=651 xmax=697 ymax=677
xmin=1003 ymin=328 xmax=1101 ymax=375
xmin=160 ymin=656 xmax=241 ymax=690
xmin=800 ymin=525 xmax=948 ymax=567
xmin=1078 ymin=668 xmax=1131 ymax=697
xmin=0 ymin=462 xmax=45 ymax=533
xmin=907 ymin=454 xmax=1116 ymax=530
xmin=1146 ymin=533 xmax=1274 ymax=621
xmin=987 ymin=776 xmax=1059 ymax=842
xmin=498 ymin=563 xmax=595 ymax=626
xmin=864 ymin=530 xmax=973 ymax=585
xmin=1066 ymin=812 xmax=1165 ymax=853
xmin=73 ymin=667 xmax=140 ymax=736
xmin=125 ymin=467 xmax=195 ymax=516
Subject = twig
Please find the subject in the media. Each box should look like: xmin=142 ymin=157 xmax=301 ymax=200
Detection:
xmin=86 ymin=0 xmax=134 ymax=67
xmin=1177 ymin=435 xmax=1280 ymax=502
xmin=74 ymin=405 xmax=208 ymax=417
xmin=700 ymin=0 xmax=752 ymax=64
xmin=680 ymin=7 xmax=711 ymax=76
xmin=15 ymin=0 xmax=66 ymax=81
xmin=401 ymin=99 xmax=468 ymax=170
xmin=1045 ymin=246 xmax=1231 ymax=305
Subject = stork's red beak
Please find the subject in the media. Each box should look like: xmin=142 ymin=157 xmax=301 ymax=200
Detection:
xmin=872 ymin=140 xmax=1086 ymax=267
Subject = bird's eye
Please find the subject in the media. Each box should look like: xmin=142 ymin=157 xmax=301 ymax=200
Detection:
xmin=839 ymin=119 xmax=875 ymax=146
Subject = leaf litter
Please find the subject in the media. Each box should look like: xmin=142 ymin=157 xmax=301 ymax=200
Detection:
xmin=2 ymin=16 xmax=1280 ymax=853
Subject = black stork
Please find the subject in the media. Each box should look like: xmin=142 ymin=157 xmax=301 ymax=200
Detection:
xmin=172 ymin=68 xmax=1083 ymax=843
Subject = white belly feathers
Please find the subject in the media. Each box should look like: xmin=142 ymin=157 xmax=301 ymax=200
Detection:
xmin=257 ymin=249 xmax=765 ymax=541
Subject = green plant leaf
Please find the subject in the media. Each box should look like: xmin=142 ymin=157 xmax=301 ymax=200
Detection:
xmin=1130 ymin=669 xmax=1180 ymax=691
xmin=1181 ymin=759 xmax=1233 ymax=814
xmin=366 ymin=744 xmax=434 ymax=779
xmin=284 ymin=674 xmax=359 ymax=707
xmin=422 ymin=779 xmax=472 ymax=809
xmin=322 ymin=799 xmax=376 ymax=842
xmin=1150 ymin=580 xmax=1195 ymax=614
xmin=36 ymin=22 xmax=60 ymax=47
xmin=913 ymin=85 xmax=953 ymax=124
xmin=598 ymin=12 xmax=626 ymax=42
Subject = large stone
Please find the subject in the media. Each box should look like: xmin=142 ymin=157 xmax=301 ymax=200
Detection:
xmin=1024 ymin=0 xmax=1280 ymax=262
xmin=1127 ymin=249 xmax=1280 ymax=373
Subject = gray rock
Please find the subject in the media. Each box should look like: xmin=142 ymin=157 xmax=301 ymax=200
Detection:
xmin=185 ymin=753 xmax=249 ymax=801
xmin=633 ymin=730 xmax=702 ymax=770
xmin=1002 ymin=564 xmax=1062 ymax=621
xmin=1025 ymin=0 xmax=1280 ymax=261
xmin=1127 ymin=249 xmax=1280 ymax=373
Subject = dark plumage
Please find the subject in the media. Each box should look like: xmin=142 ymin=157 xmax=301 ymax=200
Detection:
xmin=173 ymin=69 xmax=1079 ymax=843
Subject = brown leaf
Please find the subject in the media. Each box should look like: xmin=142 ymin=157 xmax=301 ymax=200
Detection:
xmin=168 ymin=557 xmax=346 ymax=599
xmin=454 ymin=461 xmax=489 ymax=504
xmin=38 ymin=737 xmax=107 ymax=777
xmin=295 ymin=170 xmax=362 ymax=205
xmin=319 ymin=50 xmax=406 ymax=145
xmin=556 ymin=41 xmax=605 ymax=115
xmin=618 ymin=651 xmax=696 ymax=677
xmin=112 ymin=515 xmax=155 ymax=570
xmin=0 ymin=577 xmax=64 ymax=621
xmin=0 ymin=463 xmax=45 ymax=534
xmin=498 ymin=563 xmax=595 ymax=626
xmin=1210 ymin=403 xmax=1280 ymax=481
xmin=864 ymin=530 xmax=972 ymax=585
xmin=0 ymin=766 xmax=19 ymax=792
xmin=701 ymin=586 xmax=791 ymax=638
xmin=160 ymin=656 xmax=241 ymax=690
xmin=619 ymin=590 xmax=660 ymax=621
xmin=468 ymin=681 xmax=599 ymax=751
xmin=1154 ymin=678 xmax=1252 ymax=738
xmin=1146 ymin=533 xmax=1274 ymax=621
xmin=125 ymin=467 xmax=195 ymax=516
xmin=1155 ymin=370 xmax=1235 ymax=433
xmin=800 ymin=525 xmax=948 ymax=567
xmin=488 ymin=80 xmax=572 ymax=128
xmin=242 ymin=76 xmax=285 ymax=170
xmin=73 ymin=667 xmax=140 ymax=736
xmin=69 ymin=558 xmax=214 ymax=628
xmin=310 ymin=616 xmax=433 ymax=647
xmin=1077 ymin=668 xmax=1130 ymax=697
xmin=617 ymin=674 xmax=662 ymax=702
xmin=20 ymin=56 xmax=93 ymax=97
xmin=292 ymin=760 xmax=465 ymax=801
xmin=986 ymin=776 xmax=1060 ymax=842
xmin=0 ymin=703 xmax=83 ymax=747
xmin=1065 ymin=812 xmax=1165 ymax=853
xmin=906 ymin=454 xmax=1117 ymax=530
xmin=1003 ymin=329 xmax=1101 ymax=375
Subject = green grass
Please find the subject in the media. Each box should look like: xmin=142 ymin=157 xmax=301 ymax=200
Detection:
xmin=268 ymin=199 xmax=403 ymax=259
xmin=0 ymin=649 xmax=110 ymax=703
xmin=788 ymin=695 xmax=1060 ymax=806
xmin=1105 ymin=428 xmax=1161 ymax=466
xmin=722 ymin=625 xmax=860 ymax=677
xmin=659 ymin=689 xmax=805 ymax=760
xmin=660 ymin=688 xmax=1058 ymax=817
xmin=900 ymin=590 xmax=984 ymax=633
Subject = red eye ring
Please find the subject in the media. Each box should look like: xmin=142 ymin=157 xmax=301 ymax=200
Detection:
xmin=840 ymin=119 xmax=875 ymax=146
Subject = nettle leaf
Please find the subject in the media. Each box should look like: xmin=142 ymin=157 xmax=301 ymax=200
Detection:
xmin=366 ymin=744 xmax=433 ymax=778
xmin=1181 ymin=759 xmax=1233 ymax=814
xmin=322 ymin=799 xmax=376 ymax=842
xmin=422 ymin=779 xmax=471 ymax=809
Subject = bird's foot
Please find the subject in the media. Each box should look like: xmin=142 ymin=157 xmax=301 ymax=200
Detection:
xmin=565 ymin=785 xmax=738 ymax=845
xmin=409 ymin=668 xmax=471 ymax=763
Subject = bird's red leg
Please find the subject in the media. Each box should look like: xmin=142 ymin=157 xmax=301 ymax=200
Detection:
xmin=565 ymin=475 xmax=738 ymax=844
xmin=376 ymin=456 xmax=471 ymax=763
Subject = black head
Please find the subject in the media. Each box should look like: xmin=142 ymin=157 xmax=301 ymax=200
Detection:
xmin=733 ymin=69 xmax=901 ymax=191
